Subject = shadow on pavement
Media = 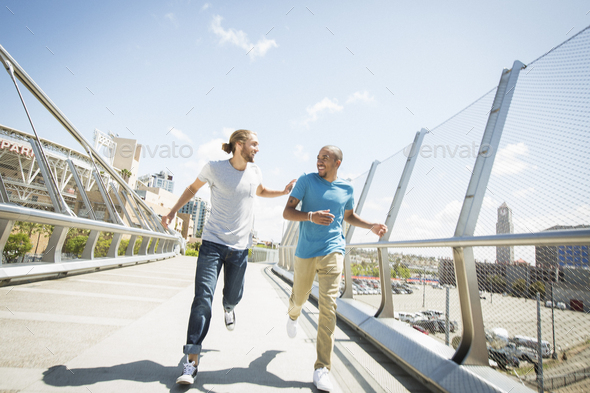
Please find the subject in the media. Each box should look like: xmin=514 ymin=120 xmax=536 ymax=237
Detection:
xmin=43 ymin=350 xmax=313 ymax=392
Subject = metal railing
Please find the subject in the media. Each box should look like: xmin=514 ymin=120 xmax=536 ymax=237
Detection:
xmin=0 ymin=44 xmax=183 ymax=283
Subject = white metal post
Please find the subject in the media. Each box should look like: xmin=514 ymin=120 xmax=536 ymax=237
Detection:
xmin=0 ymin=219 xmax=15 ymax=266
xmin=41 ymin=226 xmax=69 ymax=263
xmin=66 ymin=159 xmax=97 ymax=220
xmin=452 ymin=60 xmax=524 ymax=366
xmin=92 ymin=171 xmax=123 ymax=225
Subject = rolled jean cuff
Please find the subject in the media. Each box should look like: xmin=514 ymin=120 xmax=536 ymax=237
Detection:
xmin=183 ymin=344 xmax=202 ymax=355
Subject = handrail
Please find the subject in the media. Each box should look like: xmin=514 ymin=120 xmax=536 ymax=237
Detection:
xmin=278 ymin=229 xmax=590 ymax=250
xmin=0 ymin=203 xmax=177 ymax=240
xmin=347 ymin=229 xmax=590 ymax=249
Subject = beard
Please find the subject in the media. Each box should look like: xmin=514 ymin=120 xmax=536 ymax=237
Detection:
xmin=241 ymin=148 xmax=255 ymax=163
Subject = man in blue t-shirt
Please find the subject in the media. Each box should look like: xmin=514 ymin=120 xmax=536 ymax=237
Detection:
xmin=283 ymin=145 xmax=387 ymax=392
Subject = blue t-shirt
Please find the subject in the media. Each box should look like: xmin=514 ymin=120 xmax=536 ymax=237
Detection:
xmin=291 ymin=173 xmax=354 ymax=259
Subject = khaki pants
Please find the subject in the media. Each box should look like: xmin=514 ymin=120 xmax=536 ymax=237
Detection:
xmin=288 ymin=252 xmax=343 ymax=370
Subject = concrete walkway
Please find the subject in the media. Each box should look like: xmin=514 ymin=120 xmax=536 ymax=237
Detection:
xmin=0 ymin=256 xmax=426 ymax=392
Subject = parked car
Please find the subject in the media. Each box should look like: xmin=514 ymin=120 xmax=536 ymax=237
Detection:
xmin=397 ymin=312 xmax=419 ymax=324
xmin=556 ymin=302 xmax=566 ymax=310
xmin=420 ymin=310 xmax=444 ymax=319
xmin=511 ymin=335 xmax=551 ymax=358
xmin=412 ymin=325 xmax=429 ymax=335
xmin=413 ymin=319 xmax=438 ymax=334
xmin=505 ymin=343 xmax=538 ymax=363
xmin=433 ymin=319 xmax=458 ymax=333
xmin=488 ymin=347 xmax=520 ymax=370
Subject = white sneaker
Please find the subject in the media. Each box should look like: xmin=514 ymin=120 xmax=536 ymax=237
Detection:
xmin=176 ymin=356 xmax=198 ymax=384
xmin=286 ymin=316 xmax=298 ymax=338
xmin=225 ymin=310 xmax=235 ymax=331
xmin=313 ymin=367 xmax=333 ymax=392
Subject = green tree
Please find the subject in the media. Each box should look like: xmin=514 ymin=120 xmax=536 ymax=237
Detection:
xmin=488 ymin=274 xmax=506 ymax=293
xmin=512 ymin=278 xmax=527 ymax=298
xmin=120 ymin=168 xmax=132 ymax=181
xmin=14 ymin=221 xmax=53 ymax=254
xmin=94 ymin=232 xmax=114 ymax=258
xmin=187 ymin=242 xmax=201 ymax=251
xmin=185 ymin=249 xmax=199 ymax=257
xmin=395 ymin=264 xmax=411 ymax=279
xmin=118 ymin=238 xmax=142 ymax=256
xmin=351 ymin=263 xmax=363 ymax=276
xmin=3 ymin=233 xmax=33 ymax=263
xmin=529 ymin=281 xmax=545 ymax=299
xmin=64 ymin=236 xmax=88 ymax=257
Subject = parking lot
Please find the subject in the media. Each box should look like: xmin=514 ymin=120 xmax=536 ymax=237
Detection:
xmin=351 ymin=282 xmax=590 ymax=354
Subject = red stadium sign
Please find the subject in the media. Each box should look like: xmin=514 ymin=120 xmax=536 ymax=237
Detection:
xmin=0 ymin=139 xmax=35 ymax=158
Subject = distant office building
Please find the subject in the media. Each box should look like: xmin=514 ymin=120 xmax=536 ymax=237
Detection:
xmin=93 ymin=129 xmax=142 ymax=189
xmin=496 ymin=202 xmax=514 ymax=264
xmin=178 ymin=196 xmax=210 ymax=236
xmin=177 ymin=213 xmax=195 ymax=241
xmin=137 ymin=170 xmax=174 ymax=193
xmin=536 ymin=225 xmax=590 ymax=269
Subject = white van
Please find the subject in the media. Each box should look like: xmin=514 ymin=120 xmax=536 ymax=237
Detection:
xmin=397 ymin=312 xmax=418 ymax=323
xmin=511 ymin=335 xmax=551 ymax=358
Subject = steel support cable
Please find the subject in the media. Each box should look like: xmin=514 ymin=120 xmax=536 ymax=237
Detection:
xmin=3 ymin=59 xmax=73 ymax=216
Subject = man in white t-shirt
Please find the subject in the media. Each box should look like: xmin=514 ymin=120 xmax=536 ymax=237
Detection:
xmin=162 ymin=129 xmax=295 ymax=385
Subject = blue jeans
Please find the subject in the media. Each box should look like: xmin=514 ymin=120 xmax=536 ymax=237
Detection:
xmin=183 ymin=240 xmax=249 ymax=355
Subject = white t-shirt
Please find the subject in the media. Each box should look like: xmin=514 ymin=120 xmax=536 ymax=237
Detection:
xmin=197 ymin=160 xmax=263 ymax=250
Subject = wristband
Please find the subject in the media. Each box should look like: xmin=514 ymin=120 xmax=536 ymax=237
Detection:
xmin=308 ymin=211 xmax=313 ymax=222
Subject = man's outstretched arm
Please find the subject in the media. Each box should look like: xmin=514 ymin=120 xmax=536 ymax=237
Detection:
xmin=161 ymin=177 xmax=207 ymax=229
xmin=343 ymin=209 xmax=387 ymax=237
xmin=257 ymin=179 xmax=296 ymax=198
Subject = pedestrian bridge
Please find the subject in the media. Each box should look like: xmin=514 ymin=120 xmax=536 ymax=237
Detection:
xmin=1 ymin=255 xmax=433 ymax=393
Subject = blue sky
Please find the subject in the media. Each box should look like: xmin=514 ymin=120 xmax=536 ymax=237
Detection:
xmin=1 ymin=0 xmax=589 ymax=243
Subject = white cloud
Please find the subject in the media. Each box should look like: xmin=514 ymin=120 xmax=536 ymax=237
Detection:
xmin=210 ymin=15 xmax=278 ymax=59
xmin=492 ymin=143 xmax=533 ymax=176
xmin=202 ymin=3 xmax=211 ymax=11
xmin=304 ymin=97 xmax=343 ymax=126
xmin=346 ymin=91 xmax=375 ymax=104
xmin=294 ymin=145 xmax=309 ymax=161
xmin=169 ymin=127 xmax=192 ymax=143
xmin=165 ymin=13 xmax=178 ymax=28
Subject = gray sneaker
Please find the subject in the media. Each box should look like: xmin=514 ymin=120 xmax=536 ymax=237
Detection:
xmin=225 ymin=310 xmax=235 ymax=331
xmin=176 ymin=356 xmax=198 ymax=384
